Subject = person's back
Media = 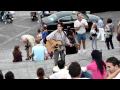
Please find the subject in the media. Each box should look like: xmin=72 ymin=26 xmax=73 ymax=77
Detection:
xmin=32 ymin=39 xmax=47 ymax=61
xmin=13 ymin=45 xmax=22 ymax=62
xmin=87 ymin=60 xmax=106 ymax=79
xmin=86 ymin=50 xmax=107 ymax=79
xmin=32 ymin=44 xmax=47 ymax=61
xmin=49 ymin=60 xmax=71 ymax=79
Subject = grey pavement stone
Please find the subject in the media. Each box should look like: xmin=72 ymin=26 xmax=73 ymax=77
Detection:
xmin=0 ymin=11 xmax=120 ymax=79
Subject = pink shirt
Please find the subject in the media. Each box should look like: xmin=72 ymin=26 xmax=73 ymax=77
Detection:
xmin=87 ymin=60 xmax=107 ymax=79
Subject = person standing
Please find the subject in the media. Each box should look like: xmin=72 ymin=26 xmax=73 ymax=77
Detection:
xmin=21 ymin=34 xmax=35 ymax=60
xmin=46 ymin=22 xmax=72 ymax=66
xmin=104 ymin=18 xmax=114 ymax=50
xmin=117 ymin=21 xmax=120 ymax=45
xmin=97 ymin=18 xmax=105 ymax=41
xmin=90 ymin=23 xmax=98 ymax=50
xmin=74 ymin=12 xmax=88 ymax=53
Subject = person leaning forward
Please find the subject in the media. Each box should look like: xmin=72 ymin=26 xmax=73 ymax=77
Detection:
xmin=21 ymin=34 xmax=35 ymax=60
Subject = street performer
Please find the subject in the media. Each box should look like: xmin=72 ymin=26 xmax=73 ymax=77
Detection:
xmin=46 ymin=22 xmax=72 ymax=66
xmin=21 ymin=34 xmax=35 ymax=60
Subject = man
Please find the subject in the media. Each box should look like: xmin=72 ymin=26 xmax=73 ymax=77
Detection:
xmin=46 ymin=22 xmax=72 ymax=66
xmin=74 ymin=12 xmax=88 ymax=53
xmin=106 ymin=57 xmax=120 ymax=79
xmin=21 ymin=34 xmax=35 ymax=60
xmin=68 ymin=62 xmax=89 ymax=79
xmin=49 ymin=60 xmax=71 ymax=79
xmin=31 ymin=38 xmax=48 ymax=61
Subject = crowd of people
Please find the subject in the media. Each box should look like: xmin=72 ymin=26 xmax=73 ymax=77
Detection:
xmin=1 ymin=11 xmax=120 ymax=79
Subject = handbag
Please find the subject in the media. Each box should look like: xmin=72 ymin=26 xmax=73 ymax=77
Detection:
xmin=89 ymin=36 xmax=92 ymax=40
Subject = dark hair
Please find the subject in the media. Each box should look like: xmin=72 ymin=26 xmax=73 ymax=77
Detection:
xmin=0 ymin=70 xmax=4 ymax=79
xmin=37 ymin=29 xmax=41 ymax=33
xmin=106 ymin=57 xmax=120 ymax=67
xmin=58 ymin=60 xmax=65 ymax=69
xmin=57 ymin=22 xmax=64 ymax=28
xmin=107 ymin=18 xmax=112 ymax=23
xmin=37 ymin=68 xmax=45 ymax=79
xmin=77 ymin=12 xmax=82 ymax=16
xmin=91 ymin=50 xmax=106 ymax=75
xmin=68 ymin=62 xmax=81 ymax=78
xmin=13 ymin=45 xmax=20 ymax=53
xmin=5 ymin=71 xmax=15 ymax=79
xmin=35 ymin=38 xmax=40 ymax=44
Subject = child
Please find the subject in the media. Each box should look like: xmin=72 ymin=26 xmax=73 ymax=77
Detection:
xmin=13 ymin=45 xmax=22 ymax=62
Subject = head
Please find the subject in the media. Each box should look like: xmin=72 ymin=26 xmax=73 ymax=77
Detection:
xmin=5 ymin=71 xmax=15 ymax=79
xmin=77 ymin=12 xmax=84 ymax=21
xmin=91 ymin=23 xmax=98 ymax=32
xmin=37 ymin=68 xmax=45 ymax=79
xmin=35 ymin=38 xmax=40 ymax=44
xmin=106 ymin=57 xmax=120 ymax=74
xmin=57 ymin=22 xmax=64 ymax=32
xmin=37 ymin=29 xmax=41 ymax=33
xmin=43 ymin=24 xmax=47 ymax=30
xmin=91 ymin=50 xmax=106 ymax=75
xmin=21 ymin=35 xmax=28 ymax=43
xmin=68 ymin=62 xmax=81 ymax=78
xmin=107 ymin=18 xmax=112 ymax=24
xmin=57 ymin=60 xmax=65 ymax=69
xmin=0 ymin=70 xmax=4 ymax=79
xmin=14 ymin=45 xmax=20 ymax=52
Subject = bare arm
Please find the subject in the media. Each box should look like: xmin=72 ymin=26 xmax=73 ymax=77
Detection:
xmin=106 ymin=69 xmax=120 ymax=79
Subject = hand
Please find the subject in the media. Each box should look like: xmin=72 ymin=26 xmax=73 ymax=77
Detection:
xmin=69 ymin=43 xmax=73 ymax=47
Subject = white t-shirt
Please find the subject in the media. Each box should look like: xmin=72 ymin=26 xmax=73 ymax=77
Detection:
xmin=113 ymin=73 xmax=120 ymax=79
xmin=74 ymin=19 xmax=88 ymax=34
xmin=49 ymin=69 xmax=71 ymax=79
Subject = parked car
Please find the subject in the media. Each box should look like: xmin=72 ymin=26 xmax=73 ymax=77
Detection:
xmin=42 ymin=11 xmax=100 ymax=33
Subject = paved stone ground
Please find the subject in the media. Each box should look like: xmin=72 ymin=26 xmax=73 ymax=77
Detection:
xmin=0 ymin=11 xmax=120 ymax=79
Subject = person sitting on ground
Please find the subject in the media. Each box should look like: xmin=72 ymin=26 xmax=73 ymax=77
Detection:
xmin=13 ymin=45 xmax=22 ymax=62
xmin=5 ymin=71 xmax=15 ymax=79
xmin=49 ymin=60 xmax=71 ymax=79
xmin=36 ymin=67 xmax=47 ymax=79
xmin=68 ymin=62 xmax=89 ymax=79
xmin=106 ymin=57 xmax=120 ymax=79
xmin=0 ymin=70 xmax=4 ymax=79
xmin=30 ymin=38 xmax=48 ymax=61
xmin=82 ymin=50 xmax=107 ymax=79
xmin=52 ymin=59 xmax=67 ymax=73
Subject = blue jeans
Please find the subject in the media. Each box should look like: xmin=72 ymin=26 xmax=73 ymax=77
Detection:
xmin=77 ymin=33 xmax=86 ymax=42
xmin=92 ymin=37 xmax=97 ymax=50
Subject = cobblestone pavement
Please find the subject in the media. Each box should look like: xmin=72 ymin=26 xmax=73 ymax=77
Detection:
xmin=0 ymin=11 xmax=120 ymax=79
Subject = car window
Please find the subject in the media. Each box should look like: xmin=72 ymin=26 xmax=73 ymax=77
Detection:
xmin=71 ymin=15 xmax=77 ymax=21
xmin=59 ymin=16 xmax=72 ymax=22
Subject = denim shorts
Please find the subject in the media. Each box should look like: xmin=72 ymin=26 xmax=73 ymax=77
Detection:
xmin=77 ymin=33 xmax=86 ymax=42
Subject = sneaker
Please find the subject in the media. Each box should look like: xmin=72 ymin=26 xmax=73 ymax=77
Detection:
xmin=82 ymin=49 xmax=87 ymax=53
xmin=5 ymin=22 xmax=7 ymax=24
xmin=78 ymin=50 xmax=82 ymax=54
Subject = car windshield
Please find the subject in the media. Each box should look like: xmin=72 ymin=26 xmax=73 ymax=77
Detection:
xmin=47 ymin=14 xmax=58 ymax=22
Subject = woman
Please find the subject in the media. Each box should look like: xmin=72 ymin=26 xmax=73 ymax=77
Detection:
xmin=36 ymin=67 xmax=47 ymax=79
xmin=90 ymin=23 xmax=98 ymax=50
xmin=13 ymin=45 xmax=22 ymax=62
xmin=86 ymin=50 xmax=107 ymax=79
xmin=104 ymin=18 xmax=114 ymax=50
